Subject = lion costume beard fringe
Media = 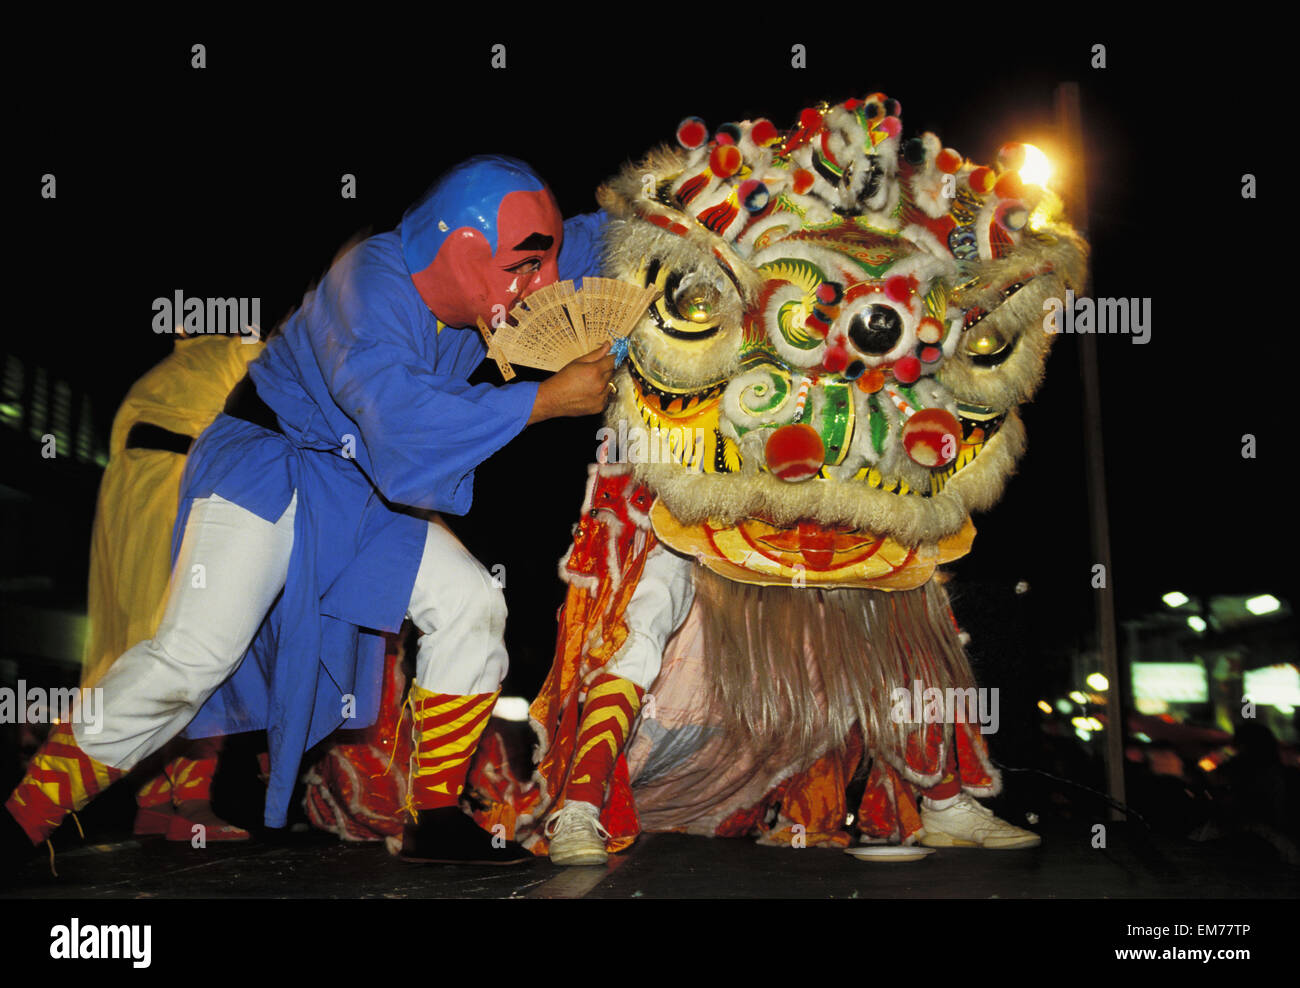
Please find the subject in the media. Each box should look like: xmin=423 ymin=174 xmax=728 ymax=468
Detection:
xmin=696 ymin=567 xmax=976 ymax=764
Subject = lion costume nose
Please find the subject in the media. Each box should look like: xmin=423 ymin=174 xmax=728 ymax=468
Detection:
xmin=765 ymin=423 xmax=824 ymax=482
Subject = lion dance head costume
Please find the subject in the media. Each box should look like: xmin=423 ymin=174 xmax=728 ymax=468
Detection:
xmin=470 ymin=93 xmax=1087 ymax=851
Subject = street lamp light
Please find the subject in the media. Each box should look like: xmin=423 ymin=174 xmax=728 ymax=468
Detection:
xmin=1245 ymin=594 xmax=1280 ymax=616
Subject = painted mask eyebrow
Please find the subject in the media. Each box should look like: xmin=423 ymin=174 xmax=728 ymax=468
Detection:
xmin=510 ymin=232 xmax=554 ymax=251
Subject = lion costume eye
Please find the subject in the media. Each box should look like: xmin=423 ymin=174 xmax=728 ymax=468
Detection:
xmin=669 ymin=276 xmax=722 ymax=325
xmin=964 ymin=325 xmax=1013 ymax=366
xmin=639 ymin=259 xmax=729 ymax=340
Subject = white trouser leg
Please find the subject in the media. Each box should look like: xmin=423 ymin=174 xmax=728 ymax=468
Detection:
xmin=602 ymin=544 xmax=696 ymax=689
xmin=75 ymin=492 xmax=297 ymax=769
xmin=405 ymin=517 xmax=508 ymax=695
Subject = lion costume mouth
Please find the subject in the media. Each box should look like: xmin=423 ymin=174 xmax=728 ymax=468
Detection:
xmin=595 ymin=94 xmax=1086 ymax=584
xmin=625 ymin=351 xmax=1006 ymax=497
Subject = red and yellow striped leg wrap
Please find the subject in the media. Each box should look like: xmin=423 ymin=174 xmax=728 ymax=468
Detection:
xmin=407 ymin=685 xmax=498 ymax=813
xmin=167 ymin=753 xmax=219 ymax=803
xmin=135 ymin=772 xmax=173 ymax=810
xmin=562 ymin=675 xmax=643 ymax=809
xmin=133 ymin=770 xmax=175 ymax=837
xmin=4 ymin=723 xmax=124 ymax=845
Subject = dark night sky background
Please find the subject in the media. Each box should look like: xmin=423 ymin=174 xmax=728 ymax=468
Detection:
xmin=10 ymin=25 xmax=1291 ymax=698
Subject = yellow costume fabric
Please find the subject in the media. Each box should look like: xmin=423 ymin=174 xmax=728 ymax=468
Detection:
xmin=82 ymin=335 xmax=263 ymax=687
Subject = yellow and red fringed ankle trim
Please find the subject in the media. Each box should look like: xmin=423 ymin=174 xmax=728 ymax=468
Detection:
xmin=563 ymin=675 xmax=643 ymax=809
xmin=5 ymin=723 xmax=123 ymax=845
xmin=406 ymin=685 xmax=499 ymax=814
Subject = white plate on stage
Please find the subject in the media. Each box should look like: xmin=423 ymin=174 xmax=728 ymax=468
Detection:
xmin=843 ymin=845 xmax=935 ymax=863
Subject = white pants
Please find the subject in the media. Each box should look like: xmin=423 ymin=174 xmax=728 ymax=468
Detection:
xmin=75 ymin=493 xmax=511 ymax=770
xmin=602 ymin=543 xmax=696 ymax=689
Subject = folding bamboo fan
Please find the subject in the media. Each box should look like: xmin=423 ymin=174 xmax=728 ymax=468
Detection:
xmin=480 ymin=277 xmax=660 ymax=381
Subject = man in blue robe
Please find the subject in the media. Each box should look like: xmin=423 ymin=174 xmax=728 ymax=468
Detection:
xmin=3 ymin=156 xmax=615 ymax=866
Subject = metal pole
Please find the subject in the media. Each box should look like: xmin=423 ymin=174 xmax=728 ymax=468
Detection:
xmin=1055 ymin=82 xmax=1126 ymax=820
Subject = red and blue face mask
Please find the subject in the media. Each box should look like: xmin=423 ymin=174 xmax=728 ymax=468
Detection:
xmin=401 ymin=155 xmax=564 ymax=328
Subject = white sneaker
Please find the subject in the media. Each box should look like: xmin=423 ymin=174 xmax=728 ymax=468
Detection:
xmin=920 ymin=793 xmax=1041 ymax=849
xmin=544 ymin=801 xmax=610 ymax=866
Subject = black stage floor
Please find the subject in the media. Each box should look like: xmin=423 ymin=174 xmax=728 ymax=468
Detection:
xmin=4 ymin=819 xmax=1295 ymax=900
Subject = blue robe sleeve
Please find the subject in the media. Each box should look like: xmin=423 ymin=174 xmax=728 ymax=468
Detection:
xmin=559 ymin=210 xmax=608 ymax=282
xmin=308 ymin=243 xmax=539 ymax=515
